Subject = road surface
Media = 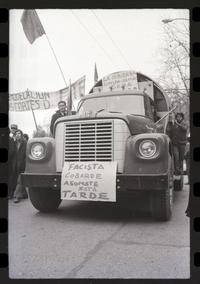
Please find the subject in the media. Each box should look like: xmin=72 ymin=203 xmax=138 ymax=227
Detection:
xmin=9 ymin=178 xmax=190 ymax=279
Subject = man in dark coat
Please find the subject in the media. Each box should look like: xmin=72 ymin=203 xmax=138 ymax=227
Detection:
xmin=50 ymin=101 xmax=69 ymax=135
xmin=8 ymin=125 xmax=19 ymax=198
xmin=185 ymin=134 xmax=190 ymax=217
xmin=13 ymin=129 xmax=27 ymax=203
xmin=185 ymin=135 xmax=190 ymax=184
xmin=170 ymin=112 xmax=187 ymax=176
xmin=8 ymin=134 xmax=17 ymax=198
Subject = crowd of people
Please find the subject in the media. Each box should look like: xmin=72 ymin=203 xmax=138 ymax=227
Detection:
xmin=8 ymin=100 xmax=70 ymax=203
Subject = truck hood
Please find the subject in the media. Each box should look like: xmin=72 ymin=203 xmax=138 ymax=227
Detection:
xmin=55 ymin=112 xmax=156 ymax=135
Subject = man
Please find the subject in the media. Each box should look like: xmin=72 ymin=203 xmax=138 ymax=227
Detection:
xmin=50 ymin=101 xmax=68 ymax=135
xmin=185 ymin=134 xmax=190 ymax=184
xmin=23 ymin=133 xmax=29 ymax=142
xmin=8 ymin=124 xmax=18 ymax=198
xmin=13 ymin=129 xmax=27 ymax=203
xmin=8 ymin=130 xmax=17 ymax=199
xmin=170 ymin=113 xmax=187 ymax=177
xmin=10 ymin=124 xmax=18 ymax=140
xmin=166 ymin=112 xmax=174 ymax=137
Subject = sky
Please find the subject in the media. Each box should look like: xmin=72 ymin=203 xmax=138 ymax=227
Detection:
xmin=9 ymin=9 xmax=189 ymax=137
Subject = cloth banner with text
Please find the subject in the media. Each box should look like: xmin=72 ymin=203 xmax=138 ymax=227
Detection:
xmin=9 ymin=75 xmax=85 ymax=112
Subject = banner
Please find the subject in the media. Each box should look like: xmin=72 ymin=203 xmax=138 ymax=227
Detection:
xmin=9 ymin=76 xmax=85 ymax=112
xmin=102 ymin=71 xmax=138 ymax=91
xmin=68 ymin=75 xmax=85 ymax=101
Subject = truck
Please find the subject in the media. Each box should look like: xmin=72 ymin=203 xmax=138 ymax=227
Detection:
xmin=21 ymin=70 xmax=178 ymax=221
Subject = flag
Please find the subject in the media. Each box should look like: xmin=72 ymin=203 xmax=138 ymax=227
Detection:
xmin=94 ymin=63 xmax=98 ymax=83
xmin=21 ymin=10 xmax=45 ymax=44
xmin=68 ymin=80 xmax=72 ymax=114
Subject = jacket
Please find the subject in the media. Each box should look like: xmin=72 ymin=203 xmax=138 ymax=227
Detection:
xmin=50 ymin=110 xmax=68 ymax=135
xmin=15 ymin=139 xmax=27 ymax=174
xmin=170 ymin=121 xmax=187 ymax=145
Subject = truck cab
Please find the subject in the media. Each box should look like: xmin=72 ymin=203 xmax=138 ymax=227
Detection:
xmin=21 ymin=71 xmax=174 ymax=221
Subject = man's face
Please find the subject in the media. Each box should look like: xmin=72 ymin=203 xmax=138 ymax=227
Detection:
xmin=11 ymin=128 xmax=17 ymax=134
xmin=176 ymin=114 xmax=183 ymax=123
xmin=58 ymin=103 xmax=66 ymax=113
xmin=15 ymin=131 xmax=22 ymax=141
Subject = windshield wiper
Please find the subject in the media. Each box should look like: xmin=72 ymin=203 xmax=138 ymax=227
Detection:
xmin=95 ymin=109 xmax=123 ymax=117
xmin=129 ymin=114 xmax=145 ymax=117
xmin=95 ymin=108 xmax=105 ymax=117
xmin=107 ymin=111 xmax=122 ymax=114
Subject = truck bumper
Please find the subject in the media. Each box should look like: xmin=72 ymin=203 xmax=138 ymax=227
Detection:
xmin=21 ymin=173 xmax=168 ymax=191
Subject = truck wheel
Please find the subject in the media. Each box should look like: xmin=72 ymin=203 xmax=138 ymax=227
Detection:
xmin=174 ymin=175 xmax=184 ymax=191
xmin=28 ymin=187 xmax=61 ymax=212
xmin=151 ymin=171 xmax=174 ymax=221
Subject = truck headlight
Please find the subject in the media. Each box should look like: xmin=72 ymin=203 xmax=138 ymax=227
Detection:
xmin=30 ymin=143 xmax=46 ymax=160
xmin=139 ymin=140 xmax=157 ymax=158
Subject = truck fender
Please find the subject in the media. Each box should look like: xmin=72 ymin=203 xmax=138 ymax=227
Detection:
xmin=124 ymin=133 xmax=171 ymax=175
xmin=25 ymin=137 xmax=56 ymax=174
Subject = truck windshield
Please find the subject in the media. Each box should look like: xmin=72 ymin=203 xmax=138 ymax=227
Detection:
xmin=78 ymin=95 xmax=145 ymax=116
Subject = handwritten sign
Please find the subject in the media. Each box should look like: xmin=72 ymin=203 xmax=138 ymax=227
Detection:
xmin=61 ymin=161 xmax=117 ymax=202
xmin=102 ymin=71 xmax=138 ymax=91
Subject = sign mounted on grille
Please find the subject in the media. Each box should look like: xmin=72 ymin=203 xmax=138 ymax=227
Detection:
xmin=61 ymin=161 xmax=117 ymax=202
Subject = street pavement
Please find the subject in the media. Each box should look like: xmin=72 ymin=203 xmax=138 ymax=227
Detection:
xmin=9 ymin=177 xmax=190 ymax=279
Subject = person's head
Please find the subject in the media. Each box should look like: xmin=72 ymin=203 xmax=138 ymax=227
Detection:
xmin=175 ymin=112 xmax=184 ymax=123
xmin=15 ymin=129 xmax=23 ymax=141
xmin=10 ymin=124 xmax=18 ymax=135
xmin=23 ymin=133 xmax=29 ymax=141
xmin=58 ymin=101 xmax=67 ymax=113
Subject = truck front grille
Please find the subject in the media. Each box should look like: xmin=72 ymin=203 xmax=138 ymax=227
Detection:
xmin=64 ymin=121 xmax=113 ymax=161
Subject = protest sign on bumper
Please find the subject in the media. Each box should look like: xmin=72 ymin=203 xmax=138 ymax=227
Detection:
xmin=61 ymin=161 xmax=117 ymax=202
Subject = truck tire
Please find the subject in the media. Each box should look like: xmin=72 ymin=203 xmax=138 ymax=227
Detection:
xmin=28 ymin=187 xmax=61 ymax=212
xmin=151 ymin=165 xmax=174 ymax=221
xmin=151 ymin=187 xmax=173 ymax=221
xmin=174 ymin=175 xmax=184 ymax=191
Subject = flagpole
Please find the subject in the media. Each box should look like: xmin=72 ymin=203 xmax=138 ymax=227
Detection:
xmin=94 ymin=62 xmax=98 ymax=84
xmin=45 ymin=34 xmax=68 ymax=88
xmin=31 ymin=106 xmax=38 ymax=132
xmin=70 ymin=79 xmax=76 ymax=112
xmin=68 ymin=79 xmax=72 ymax=115
xmin=27 ymin=89 xmax=38 ymax=132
